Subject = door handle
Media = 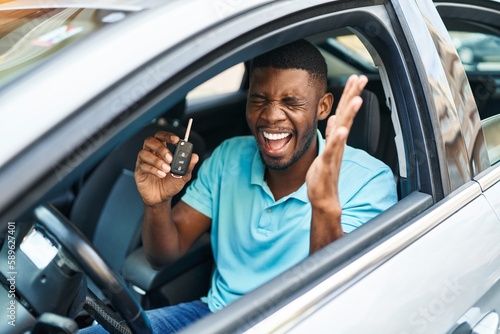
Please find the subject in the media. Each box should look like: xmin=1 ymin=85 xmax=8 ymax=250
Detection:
xmin=473 ymin=312 xmax=499 ymax=334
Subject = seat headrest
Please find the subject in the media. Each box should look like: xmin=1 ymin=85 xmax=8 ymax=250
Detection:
xmin=161 ymin=98 xmax=186 ymax=124
xmin=319 ymin=87 xmax=381 ymax=156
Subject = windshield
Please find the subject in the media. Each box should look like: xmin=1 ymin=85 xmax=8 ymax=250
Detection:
xmin=0 ymin=8 xmax=133 ymax=88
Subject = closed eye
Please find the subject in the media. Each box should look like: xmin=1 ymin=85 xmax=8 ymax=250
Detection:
xmin=282 ymin=97 xmax=306 ymax=107
xmin=249 ymin=94 xmax=267 ymax=106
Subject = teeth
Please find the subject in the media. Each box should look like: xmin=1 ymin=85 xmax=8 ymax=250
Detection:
xmin=263 ymin=132 xmax=291 ymax=140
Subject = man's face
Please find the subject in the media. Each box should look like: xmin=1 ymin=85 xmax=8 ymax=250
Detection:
xmin=246 ymin=67 xmax=324 ymax=170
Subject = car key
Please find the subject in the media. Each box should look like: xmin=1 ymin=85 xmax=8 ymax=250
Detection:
xmin=170 ymin=118 xmax=194 ymax=177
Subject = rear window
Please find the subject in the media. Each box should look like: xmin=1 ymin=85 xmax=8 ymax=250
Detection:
xmin=450 ymin=31 xmax=500 ymax=72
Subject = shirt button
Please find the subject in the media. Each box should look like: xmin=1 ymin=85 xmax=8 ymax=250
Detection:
xmin=266 ymin=209 xmax=272 ymax=214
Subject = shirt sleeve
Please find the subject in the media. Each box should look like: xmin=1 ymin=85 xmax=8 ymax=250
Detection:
xmin=340 ymin=166 xmax=397 ymax=233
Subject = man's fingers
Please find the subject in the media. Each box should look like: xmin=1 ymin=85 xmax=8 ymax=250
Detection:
xmin=143 ymin=137 xmax=174 ymax=162
xmin=137 ymin=149 xmax=171 ymax=178
xmin=154 ymin=131 xmax=180 ymax=145
xmin=354 ymin=74 xmax=368 ymax=90
xmin=333 ymin=74 xmax=367 ymax=132
xmin=136 ymin=151 xmax=199 ymax=181
xmin=181 ymin=153 xmax=200 ymax=181
xmin=189 ymin=153 xmax=199 ymax=171
xmin=338 ymin=77 xmax=366 ymax=110
xmin=343 ymin=74 xmax=368 ymax=97
xmin=327 ymin=94 xmax=363 ymax=142
xmin=336 ymin=75 xmax=368 ymax=116
xmin=138 ymin=131 xmax=179 ymax=179
xmin=322 ymin=126 xmax=349 ymax=162
xmin=337 ymin=95 xmax=363 ymax=130
xmin=323 ymin=97 xmax=361 ymax=163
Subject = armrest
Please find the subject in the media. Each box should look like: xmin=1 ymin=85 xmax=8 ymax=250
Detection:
xmin=122 ymin=233 xmax=212 ymax=292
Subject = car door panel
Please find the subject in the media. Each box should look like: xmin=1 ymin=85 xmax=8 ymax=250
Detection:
xmin=285 ymin=182 xmax=500 ymax=333
xmin=484 ymin=182 xmax=500 ymax=219
xmin=476 ymin=165 xmax=500 ymax=219
xmin=449 ymin=278 xmax=500 ymax=333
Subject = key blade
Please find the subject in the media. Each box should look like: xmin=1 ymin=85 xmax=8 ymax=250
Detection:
xmin=184 ymin=118 xmax=193 ymax=141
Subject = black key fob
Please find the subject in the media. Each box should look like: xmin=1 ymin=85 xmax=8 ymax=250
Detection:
xmin=170 ymin=118 xmax=194 ymax=177
xmin=171 ymin=140 xmax=193 ymax=176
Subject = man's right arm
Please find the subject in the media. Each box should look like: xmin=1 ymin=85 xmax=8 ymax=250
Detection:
xmin=135 ymin=131 xmax=211 ymax=269
xmin=141 ymin=200 xmax=211 ymax=269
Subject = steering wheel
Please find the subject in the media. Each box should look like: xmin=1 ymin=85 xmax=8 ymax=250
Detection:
xmin=34 ymin=204 xmax=152 ymax=334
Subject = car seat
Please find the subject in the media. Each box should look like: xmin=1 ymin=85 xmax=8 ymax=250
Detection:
xmin=68 ymin=98 xmax=211 ymax=306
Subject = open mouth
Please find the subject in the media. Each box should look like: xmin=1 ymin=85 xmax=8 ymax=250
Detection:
xmin=261 ymin=131 xmax=293 ymax=155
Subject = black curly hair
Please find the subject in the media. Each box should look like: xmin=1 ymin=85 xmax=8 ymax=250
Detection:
xmin=250 ymin=39 xmax=328 ymax=93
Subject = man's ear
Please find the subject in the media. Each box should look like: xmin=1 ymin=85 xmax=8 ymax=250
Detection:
xmin=317 ymin=92 xmax=334 ymax=121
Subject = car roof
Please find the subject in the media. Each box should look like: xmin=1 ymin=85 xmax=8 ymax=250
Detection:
xmin=0 ymin=0 xmax=171 ymax=11
xmin=0 ymin=0 xmax=275 ymax=169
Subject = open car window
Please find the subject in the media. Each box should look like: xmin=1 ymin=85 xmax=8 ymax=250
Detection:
xmin=186 ymin=63 xmax=245 ymax=100
xmin=448 ymin=31 xmax=500 ymax=165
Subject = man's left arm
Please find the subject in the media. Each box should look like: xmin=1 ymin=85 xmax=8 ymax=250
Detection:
xmin=306 ymin=74 xmax=370 ymax=253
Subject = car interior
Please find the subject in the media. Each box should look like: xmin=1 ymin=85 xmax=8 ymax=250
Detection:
xmin=72 ymin=30 xmax=403 ymax=329
xmin=74 ymin=31 xmax=395 ymax=296
xmin=1 ymin=10 xmax=498 ymax=332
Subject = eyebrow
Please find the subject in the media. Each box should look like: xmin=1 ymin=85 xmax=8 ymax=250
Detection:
xmin=249 ymin=93 xmax=267 ymax=99
xmin=249 ymin=94 xmax=306 ymax=102
xmin=282 ymin=96 xmax=305 ymax=103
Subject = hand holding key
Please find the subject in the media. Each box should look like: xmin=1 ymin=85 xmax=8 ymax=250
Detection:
xmin=135 ymin=119 xmax=199 ymax=206
xmin=170 ymin=118 xmax=194 ymax=177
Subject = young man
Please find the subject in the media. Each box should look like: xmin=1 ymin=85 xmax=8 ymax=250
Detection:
xmin=83 ymin=40 xmax=397 ymax=333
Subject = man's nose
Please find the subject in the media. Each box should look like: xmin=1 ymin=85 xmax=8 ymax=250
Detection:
xmin=261 ymin=102 xmax=286 ymax=123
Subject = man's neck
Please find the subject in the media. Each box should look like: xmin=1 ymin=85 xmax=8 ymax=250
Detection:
xmin=265 ymin=138 xmax=318 ymax=201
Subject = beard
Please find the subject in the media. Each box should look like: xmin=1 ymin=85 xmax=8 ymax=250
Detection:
xmin=261 ymin=120 xmax=317 ymax=170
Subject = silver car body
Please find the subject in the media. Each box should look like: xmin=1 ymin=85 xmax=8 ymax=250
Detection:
xmin=0 ymin=0 xmax=499 ymax=333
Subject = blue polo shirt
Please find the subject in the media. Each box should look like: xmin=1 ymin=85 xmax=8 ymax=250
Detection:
xmin=181 ymin=131 xmax=397 ymax=312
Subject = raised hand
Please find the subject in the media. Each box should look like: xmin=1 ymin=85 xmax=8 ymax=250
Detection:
xmin=306 ymin=75 xmax=368 ymax=250
xmin=135 ymin=131 xmax=199 ymax=206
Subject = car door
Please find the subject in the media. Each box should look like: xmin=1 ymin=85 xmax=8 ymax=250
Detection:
xmin=283 ymin=1 xmax=500 ymax=332
xmin=434 ymin=1 xmax=500 ymax=331
xmin=0 ymin=0 xmax=498 ymax=333
xmin=180 ymin=0 xmax=500 ymax=333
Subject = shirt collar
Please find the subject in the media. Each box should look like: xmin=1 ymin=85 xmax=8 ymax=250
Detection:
xmin=251 ymin=130 xmax=325 ymax=203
